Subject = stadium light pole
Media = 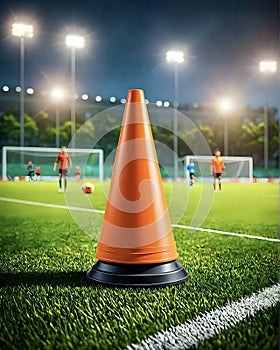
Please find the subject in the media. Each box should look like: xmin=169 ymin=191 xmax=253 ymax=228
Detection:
xmin=51 ymin=88 xmax=65 ymax=148
xmin=218 ymin=98 xmax=233 ymax=156
xmin=259 ymin=60 xmax=277 ymax=169
xmin=65 ymin=34 xmax=85 ymax=148
xmin=166 ymin=50 xmax=184 ymax=180
xmin=12 ymin=23 xmax=34 ymax=149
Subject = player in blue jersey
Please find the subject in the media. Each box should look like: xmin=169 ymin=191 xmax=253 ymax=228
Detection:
xmin=27 ymin=160 xmax=35 ymax=181
xmin=186 ymin=159 xmax=197 ymax=187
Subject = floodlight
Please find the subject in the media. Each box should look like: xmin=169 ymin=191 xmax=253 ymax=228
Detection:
xmin=65 ymin=33 xmax=85 ymax=147
xmin=95 ymin=95 xmax=102 ymax=102
xmin=218 ymin=98 xmax=233 ymax=112
xmin=65 ymin=35 xmax=85 ymax=49
xmin=26 ymin=88 xmax=34 ymax=95
xmin=163 ymin=101 xmax=170 ymax=107
xmin=51 ymin=88 xmax=65 ymax=100
xmin=12 ymin=22 xmax=34 ymax=150
xmin=166 ymin=49 xmax=185 ymax=179
xmin=166 ymin=50 xmax=184 ymax=64
xmin=12 ymin=23 xmax=33 ymax=38
xmin=2 ymin=85 xmax=10 ymax=92
xmin=81 ymin=93 xmax=89 ymax=101
xmin=259 ymin=60 xmax=277 ymax=74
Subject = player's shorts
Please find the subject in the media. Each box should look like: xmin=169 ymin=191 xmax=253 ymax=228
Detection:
xmin=214 ymin=173 xmax=222 ymax=178
xmin=59 ymin=169 xmax=68 ymax=176
xmin=35 ymin=172 xmax=40 ymax=176
xmin=189 ymin=173 xmax=195 ymax=179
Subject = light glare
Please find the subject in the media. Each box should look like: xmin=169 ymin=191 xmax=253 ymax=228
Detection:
xmin=65 ymin=35 xmax=85 ymax=49
xmin=95 ymin=95 xmax=102 ymax=102
xmin=163 ymin=101 xmax=170 ymax=107
xmin=166 ymin=50 xmax=184 ymax=64
xmin=2 ymin=85 xmax=10 ymax=92
xmin=218 ymin=98 xmax=233 ymax=112
xmin=259 ymin=60 xmax=277 ymax=73
xmin=51 ymin=88 xmax=65 ymax=100
xmin=12 ymin=23 xmax=33 ymax=38
xmin=26 ymin=88 xmax=34 ymax=95
xmin=81 ymin=93 xmax=89 ymax=101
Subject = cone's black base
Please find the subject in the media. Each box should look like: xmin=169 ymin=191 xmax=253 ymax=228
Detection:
xmin=86 ymin=260 xmax=189 ymax=287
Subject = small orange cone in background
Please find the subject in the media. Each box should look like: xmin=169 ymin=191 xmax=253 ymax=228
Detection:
xmin=87 ymin=89 xmax=189 ymax=287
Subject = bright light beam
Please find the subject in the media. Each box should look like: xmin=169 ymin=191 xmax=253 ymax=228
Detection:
xmin=166 ymin=50 xmax=184 ymax=64
xmin=218 ymin=98 xmax=233 ymax=112
xmin=12 ymin=23 xmax=33 ymax=38
xmin=259 ymin=60 xmax=277 ymax=74
xmin=65 ymin=35 xmax=85 ymax=49
xmin=51 ymin=88 xmax=65 ymax=100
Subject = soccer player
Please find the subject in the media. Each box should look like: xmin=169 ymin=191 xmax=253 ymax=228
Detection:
xmin=53 ymin=146 xmax=72 ymax=192
xmin=186 ymin=159 xmax=197 ymax=187
xmin=210 ymin=149 xmax=225 ymax=191
xmin=75 ymin=165 xmax=81 ymax=181
xmin=27 ymin=160 xmax=35 ymax=181
xmin=35 ymin=165 xmax=41 ymax=182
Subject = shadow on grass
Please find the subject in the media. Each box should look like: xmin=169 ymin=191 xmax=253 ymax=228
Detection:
xmin=0 ymin=271 xmax=89 ymax=287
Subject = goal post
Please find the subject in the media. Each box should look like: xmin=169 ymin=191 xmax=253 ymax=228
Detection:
xmin=184 ymin=155 xmax=253 ymax=182
xmin=2 ymin=146 xmax=104 ymax=182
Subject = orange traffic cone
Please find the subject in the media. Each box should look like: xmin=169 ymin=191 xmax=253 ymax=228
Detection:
xmin=87 ymin=89 xmax=189 ymax=287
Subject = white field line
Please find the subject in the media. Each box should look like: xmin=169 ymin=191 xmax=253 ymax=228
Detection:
xmin=0 ymin=196 xmax=105 ymax=214
xmin=0 ymin=196 xmax=279 ymax=243
xmin=172 ymin=224 xmax=280 ymax=243
xmin=126 ymin=284 xmax=280 ymax=350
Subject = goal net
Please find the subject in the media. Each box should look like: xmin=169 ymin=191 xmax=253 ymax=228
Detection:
xmin=2 ymin=146 xmax=104 ymax=181
xmin=184 ymin=155 xmax=253 ymax=182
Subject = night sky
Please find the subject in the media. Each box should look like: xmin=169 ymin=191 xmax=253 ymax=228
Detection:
xmin=0 ymin=0 xmax=279 ymax=110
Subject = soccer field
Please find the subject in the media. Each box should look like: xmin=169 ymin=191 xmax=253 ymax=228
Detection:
xmin=0 ymin=181 xmax=279 ymax=349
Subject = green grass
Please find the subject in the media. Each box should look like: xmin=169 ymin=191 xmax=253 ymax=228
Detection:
xmin=0 ymin=181 xmax=279 ymax=349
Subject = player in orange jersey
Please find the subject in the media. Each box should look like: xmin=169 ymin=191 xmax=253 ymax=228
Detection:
xmin=35 ymin=166 xmax=41 ymax=181
xmin=53 ymin=146 xmax=73 ymax=192
xmin=210 ymin=149 xmax=225 ymax=191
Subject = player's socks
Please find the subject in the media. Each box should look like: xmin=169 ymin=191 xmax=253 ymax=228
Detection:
xmin=219 ymin=183 xmax=222 ymax=190
xmin=64 ymin=179 xmax=67 ymax=190
xmin=59 ymin=178 xmax=62 ymax=189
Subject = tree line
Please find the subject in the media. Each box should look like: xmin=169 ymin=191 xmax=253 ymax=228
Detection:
xmin=0 ymin=105 xmax=279 ymax=168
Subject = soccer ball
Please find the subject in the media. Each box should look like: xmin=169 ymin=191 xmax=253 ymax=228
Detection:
xmin=82 ymin=182 xmax=95 ymax=194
